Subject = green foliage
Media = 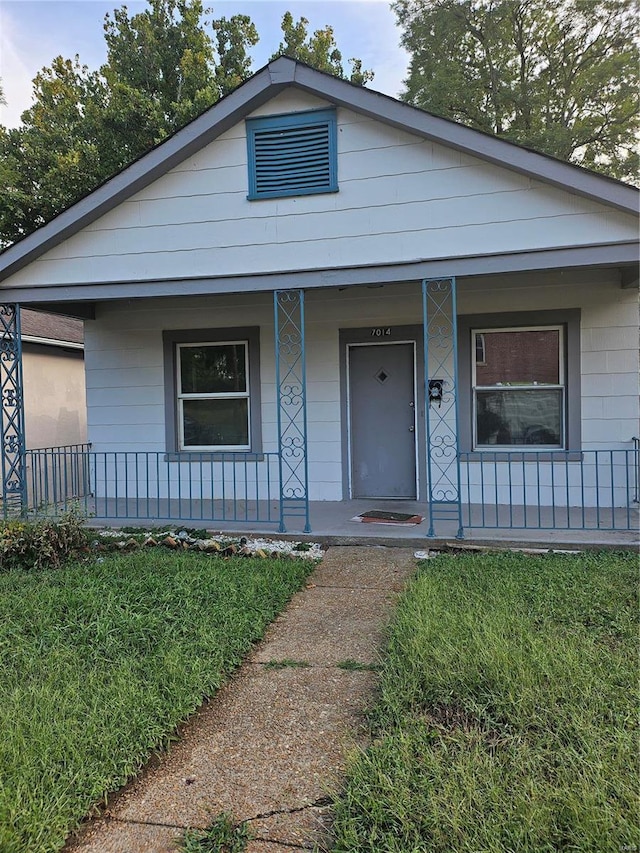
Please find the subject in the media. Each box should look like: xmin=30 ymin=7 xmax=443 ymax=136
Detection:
xmin=180 ymin=813 xmax=251 ymax=852
xmin=271 ymin=12 xmax=374 ymax=86
xmin=102 ymin=0 xmax=226 ymax=138
xmin=264 ymin=658 xmax=310 ymax=669
xmin=0 ymin=0 xmax=371 ymax=248
xmin=212 ymin=15 xmax=259 ymax=97
xmin=0 ymin=512 xmax=88 ymax=572
xmin=394 ymin=0 xmax=640 ymax=182
xmin=331 ymin=551 xmax=639 ymax=852
xmin=0 ymin=56 xmax=109 ymax=240
xmin=0 ymin=549 xmax=312 ymax=852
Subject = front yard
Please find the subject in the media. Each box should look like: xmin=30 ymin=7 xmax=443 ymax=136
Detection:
xmin=0 ymin=546 xmax=313 ymax=853
xmin=331 ymin=550 xmax=639 ymax=852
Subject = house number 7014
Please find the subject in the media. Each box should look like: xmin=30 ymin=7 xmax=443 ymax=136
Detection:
xmin=371 ymin=327 xmax=391 ymax=337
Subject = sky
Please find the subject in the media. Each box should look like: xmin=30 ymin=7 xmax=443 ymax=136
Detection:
xmin=0 ymin=0 xmax=410 ymax=128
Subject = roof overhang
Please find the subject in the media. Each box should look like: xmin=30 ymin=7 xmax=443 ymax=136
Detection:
xmin=9 ymin=241 xmax=638 ymax=307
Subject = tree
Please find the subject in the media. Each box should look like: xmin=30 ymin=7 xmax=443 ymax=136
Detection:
xmin=271 ymin=12 xmax=374 ymax=86
xmin=393 ymin=0 xmax=639 ymax=182
xmin=0 ymin=56 xmax=109 ymax=240
xmin=0 ymin=1 xmax=372 ymax=248
xmin=213 ymin=15 xmax=259 ymax=97
xmin=98 ymin=0 xmax=260 ymax=161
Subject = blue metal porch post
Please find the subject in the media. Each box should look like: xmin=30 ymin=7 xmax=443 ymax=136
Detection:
xmin=274 ymin=290 xmax=311 ymax=533
xmin=0 ymin=304 xmax=26 ymax=518
xmin=422 ymin=278 xmax=464 ymax=539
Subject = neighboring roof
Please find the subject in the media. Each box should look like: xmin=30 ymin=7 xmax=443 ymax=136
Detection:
xmin=20 ymin=309 xmax=84 ymax=348
xmin=0 ymin=56 xmax=637 ymax=286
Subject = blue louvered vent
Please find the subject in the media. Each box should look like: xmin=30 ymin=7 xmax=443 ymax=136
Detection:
xmin=246 ymin=109 xmax=338 ymax=200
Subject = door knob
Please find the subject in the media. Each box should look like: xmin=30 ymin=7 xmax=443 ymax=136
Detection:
xmin=408 ymin=426 xmax=415 ymax=432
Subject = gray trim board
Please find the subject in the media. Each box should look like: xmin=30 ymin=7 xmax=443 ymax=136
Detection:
xmin=162 ymin=326 xmax=262 ymax=456
xmin=0 ymin=56 xmax=637 ymax=287
xmin=3 ymin=243 xmax=638 ymax=307
xmin=457 ymin=309 xmax=582 ymax=453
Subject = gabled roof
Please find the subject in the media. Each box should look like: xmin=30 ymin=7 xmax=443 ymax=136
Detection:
xmin=0 ymin=56 xmax=637 ymax=285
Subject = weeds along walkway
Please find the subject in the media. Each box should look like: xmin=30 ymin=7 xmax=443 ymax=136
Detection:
xmin=65 ymin=546 xmax=417 ymax=853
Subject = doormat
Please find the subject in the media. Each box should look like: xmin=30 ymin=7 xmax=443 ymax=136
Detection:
xmin=351 ymin=509 xmax=423 ymax=525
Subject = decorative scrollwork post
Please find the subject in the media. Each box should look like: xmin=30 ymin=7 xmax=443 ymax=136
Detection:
xmin=0 ymin=304 xmax=26 ymax=518
xmin=422 ymin=279 xmax=464 ymax=539
xmin=274 ymin=290 xmax=311 ymax=533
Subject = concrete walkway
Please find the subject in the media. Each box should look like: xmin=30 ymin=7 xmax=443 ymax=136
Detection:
xmin=65 ymin=546 xmax=417 ymax=853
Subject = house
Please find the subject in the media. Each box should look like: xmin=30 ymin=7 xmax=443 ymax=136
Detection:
xmin=0 ymin=57 xmax=638 ymax=536
xmin=19 ymin=308 xmax=86 ymax=450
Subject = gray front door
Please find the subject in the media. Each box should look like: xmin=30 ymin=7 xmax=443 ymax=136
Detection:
xmin=349 ymin=343 xmax=417 ymax=499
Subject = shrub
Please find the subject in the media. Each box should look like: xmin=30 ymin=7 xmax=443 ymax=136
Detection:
xmin=0 ymin=512 xmax=88 ymax=572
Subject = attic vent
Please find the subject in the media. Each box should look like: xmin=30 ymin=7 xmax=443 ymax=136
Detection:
xmin=246 ymin=109 xmax=338 ymax=200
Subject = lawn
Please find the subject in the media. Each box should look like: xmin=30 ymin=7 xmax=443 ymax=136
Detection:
xmin=0 ymin=548 xmax=312 ymax=853
xmin=331 ymin=551 xmax=639 ymax=853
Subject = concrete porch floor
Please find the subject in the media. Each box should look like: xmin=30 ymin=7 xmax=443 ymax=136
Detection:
xmin=87 ymin=498 xmax=639 ymax=550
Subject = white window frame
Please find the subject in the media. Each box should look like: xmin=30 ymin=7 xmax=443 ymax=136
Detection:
xmin=176 ymin=340 xmax=250 ymax=452
xmin=472 ymin=324 xmax=565 ymax=450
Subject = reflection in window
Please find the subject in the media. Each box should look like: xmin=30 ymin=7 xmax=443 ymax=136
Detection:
xmin=473 ymin=327 xmax=564 ymax=449
xmin=177 ymin=342 xmax=250 ymax=450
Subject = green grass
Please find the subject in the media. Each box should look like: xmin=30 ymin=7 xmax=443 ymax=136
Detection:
xmin=331 ymin=551 xmax=639 ymax=853
xmin=264 ymin=658 xmax=311 ymax=669
xmin=0 ymin=549 xmax=312 ymax=853
xmin=179 ymin=812 xmax=251 ymax=852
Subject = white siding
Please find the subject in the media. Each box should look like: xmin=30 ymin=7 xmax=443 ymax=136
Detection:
xmin=84 ymin=271 xmax=639 ymax=504
xmin=5 ymin=90 xmax=637 ymax=289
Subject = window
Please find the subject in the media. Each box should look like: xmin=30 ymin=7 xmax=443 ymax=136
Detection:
xmin=472 ymin=326 xmax=565 ymax=449
xmin=246 ymin=108 xmax=338 ymax=200
xmin=163 ymin=327 xmax=262 ymax=456
xmin=177 ymin=342 xmax=249 ymax=450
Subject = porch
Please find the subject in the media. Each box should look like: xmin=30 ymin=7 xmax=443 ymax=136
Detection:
xmin=2 ymin=275 xmax=639 ymax=548
xmin=19 ymin=442 xmax=640 ymax=546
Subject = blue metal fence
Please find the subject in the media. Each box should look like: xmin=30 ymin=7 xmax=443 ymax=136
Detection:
xmin=15 ymin=444 xmax=640 ymax=533
xmin=24 ymin=448 xmax=281 ymax=526
xmin=25 ymin=443 xmax=91 ymax=511
xmin=460 ymin=448 xmax=639 ymax=531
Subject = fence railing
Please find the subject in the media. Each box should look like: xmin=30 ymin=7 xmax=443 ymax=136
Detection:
xmin=460 ymin=448 xmax=639 ymax=531
xmin=25 ymin=443 xmax=92 ymax=510
xmin=24 ymin=448 xmax=281 ymax=526
xmin=14 ymin=444 xmax=640 ymax=533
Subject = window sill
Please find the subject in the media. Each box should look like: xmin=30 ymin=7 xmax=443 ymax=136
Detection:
xmin=462 ymin=450 xmax=583 ymax=462
xmin=164 ymin=452 xmax=265 ymax=463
